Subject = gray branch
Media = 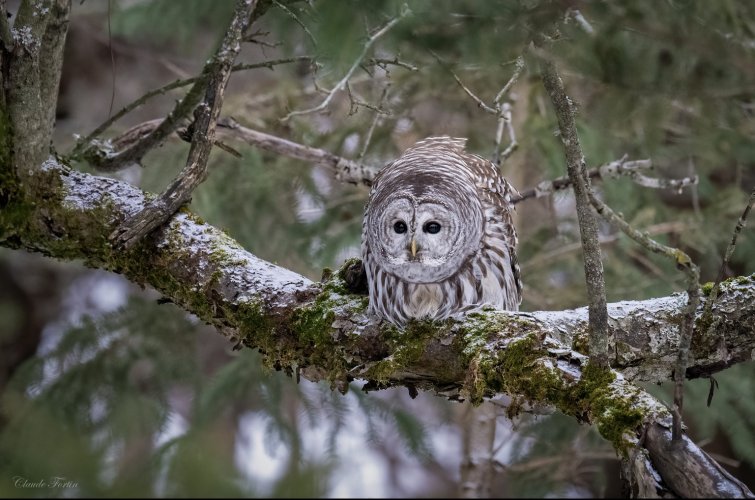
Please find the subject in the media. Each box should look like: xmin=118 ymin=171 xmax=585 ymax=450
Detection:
xmin=81 ymin=0 xmax=259 ymax=172
xmin=513 ymin=156 xmax=698 ymax=204
xmin=5 ymin=0 xmax=67 ymax=172
xmin=539 ymin=53 xmax=610 ymax=369
xmin=109 ymin=0 xmax=258 ymax=248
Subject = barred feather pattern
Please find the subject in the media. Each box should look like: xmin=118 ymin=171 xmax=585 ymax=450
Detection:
xmin=361 ymin=136 xmax=522 ymax=326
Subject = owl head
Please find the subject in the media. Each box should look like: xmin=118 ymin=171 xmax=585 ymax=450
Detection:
xmin=365 ymin=141 xmax=484 ymax=284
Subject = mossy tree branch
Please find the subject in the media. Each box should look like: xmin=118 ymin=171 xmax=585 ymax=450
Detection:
xmin=1 ymin=159 xmax=753 ymax=497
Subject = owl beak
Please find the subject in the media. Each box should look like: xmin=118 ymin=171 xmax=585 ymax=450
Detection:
xmin=410 ymin=238 xmax=417 ymax=257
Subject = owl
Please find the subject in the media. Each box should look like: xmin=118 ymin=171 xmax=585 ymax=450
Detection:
xmin=361 ymin=136 xmax=522 ymax=326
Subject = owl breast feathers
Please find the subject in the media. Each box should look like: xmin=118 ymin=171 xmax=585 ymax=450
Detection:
xmin=361 ymin=136 xmax=522 ymax=326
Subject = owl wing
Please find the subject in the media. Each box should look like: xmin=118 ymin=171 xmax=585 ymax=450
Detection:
xmin=465 ymin=153 xmax=523 ymax=305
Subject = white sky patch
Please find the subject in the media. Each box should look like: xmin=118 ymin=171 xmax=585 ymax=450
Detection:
xmin=333 ymin=244 xmax=361 ymax=265
xmin=327 ymin=405 xmax=389 ymax=498
xmin=153 ymin=411 xmax=190 ymax=496
xmin=235 ymin=412 xmax=289 ymax=490
xmin=295 ymin=186 xmax=325 ymax=223
xmin=343 ymin=133 xmax=360 ymax=156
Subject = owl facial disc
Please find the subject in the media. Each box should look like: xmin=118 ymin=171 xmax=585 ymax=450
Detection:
xmin=368 ymin=191 xmax=483 ymax=283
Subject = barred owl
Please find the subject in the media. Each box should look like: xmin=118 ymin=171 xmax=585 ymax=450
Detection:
xmin=361 ymin=136 xmax=522 ymax=326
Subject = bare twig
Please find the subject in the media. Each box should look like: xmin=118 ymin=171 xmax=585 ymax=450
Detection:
xmin=91 ymin=115 xmax=379 ymax=186
xmin=87 ymin=68 xmax=208 ymax=172
xmin=367 ymin=56 xmax=418 ymax=72
xmin=110 ymin=0 xmax=258 ymax=248
xmin=435 ymin=52 xmax=522 ymax=165
xmin=512 ymin=156 xmax=698 ymax=204
xmin=539 ymin=50 xmax=610 ymax=369
xmin=242 ymin=29 xmax=280 ymax=48
xmin=79 ymin=1 xmax=273 ymax=173
xmin=281 ymin=5 xmax=410 ymax=121
xmin=217 ymin=118 xmax=377 ymax=186
xmin=69 ymin=56 xmax=314 ymax=160
xmin=521 ymin=222 xmax=686 ymax=272
xmin=345 ymin=81 xmax=390 ymax=116
xmin=358 ymin=84 xmax=390 ymax=162
xmin=493 ymin=56 xmax=525 ymax=107
xmin=494 ymin=102 xmax=517 ymax=165
xmin=492 ymin=57 xmax=524 ymax=165
xmin=443 ymin=64 xmax=497 ymax=115
xmin=272 ymin=0 xmax=316 ymax=46
xmin=703 ymin=186 xmax=755 ymax=316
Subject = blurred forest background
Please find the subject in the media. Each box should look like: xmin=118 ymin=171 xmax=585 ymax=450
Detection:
xmin=1 ymin=0 xmax=754 ymax=497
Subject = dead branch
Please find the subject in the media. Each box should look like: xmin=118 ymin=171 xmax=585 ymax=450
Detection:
xmin=512 ymin=156 xmax=698 ymax=204
xmin=705 ymin=186 xmax=755 ymax=315
xmin=109 ymin=0 xmax=259 ymax=248
xmin=69 ymin=56 xmax=314 ymax=160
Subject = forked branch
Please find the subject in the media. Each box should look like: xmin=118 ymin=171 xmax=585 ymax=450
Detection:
xmin=281 ymin=5 xmax=410 ymax=121
xmin=109 ymin=0 xmax=259 ymax=248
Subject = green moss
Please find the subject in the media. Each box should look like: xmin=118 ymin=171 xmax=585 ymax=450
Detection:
xmin=335 ymin=257 xmax=361 ymax=280
xmin=458 ymin=325 xmax=644 ymax=453
xmin=363 ymin=318 xmax=440 ymax=382
xmin=701 ymin=281 xmax=714 ymax=296
xmin=557 ymin=363 xmax=643 ymax=454
xmin=0 ymin=105 xmax=31 ymax=241
xmin=234 ymin=299 xmax=274 ymax=343
xmin=459 ymin=312 xmax=537 ymax=359
xmin=498 ymin=336 xmax=563 ymax=407
xmin=397 ymin=319 xmax=442 ymax=359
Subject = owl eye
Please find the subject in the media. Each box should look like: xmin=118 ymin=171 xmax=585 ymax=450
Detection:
xmin=423 ymin=221 xmax=441 ymax=234
xmin=393 ymin=221 xmax=408 ymax=234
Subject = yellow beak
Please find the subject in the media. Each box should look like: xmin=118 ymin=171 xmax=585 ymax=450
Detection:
xmin=410 ymin=238 xmax=417 ymax=257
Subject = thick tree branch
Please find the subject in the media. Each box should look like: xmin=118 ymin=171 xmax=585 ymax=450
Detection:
xmin=0 ymin=2 xmax=12 ymax=50
xmin=38 ymin=0 xmax=70 ymax=141
xmin=6 ymin=0 xmax=54 ymax=172
xmin=586 ymin=184 xmax=702 ymax=442
xmin=1 ymin=160 xmax=753 ymax=497
xmin=538 ymin=37 xmax=701 ymax=444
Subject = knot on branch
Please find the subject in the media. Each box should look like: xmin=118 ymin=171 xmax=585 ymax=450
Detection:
xmin=337 ymin=258 xmax=369 ymax=295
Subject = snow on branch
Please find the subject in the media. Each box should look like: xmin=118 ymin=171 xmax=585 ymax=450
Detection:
xmin=7 ymin=160 xmax=753 ymax=387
